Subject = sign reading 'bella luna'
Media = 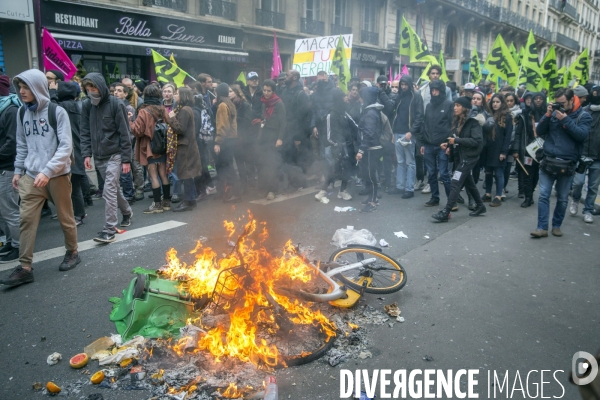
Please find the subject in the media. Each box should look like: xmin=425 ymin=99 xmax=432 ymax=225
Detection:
xmin=40 ymin=1 xmax=243 ymax=50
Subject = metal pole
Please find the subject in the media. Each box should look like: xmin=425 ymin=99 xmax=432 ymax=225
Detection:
xmin=417 ymin=5 xmax=429 ymax=47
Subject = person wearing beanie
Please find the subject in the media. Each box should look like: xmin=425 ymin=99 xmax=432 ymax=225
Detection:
xmin=214 ymin=82 xmax=241 ymax=203
xmin=45 ymin=70 xmax=65 ymax=84
xmin=570 ymin=85 xmax=600 ymax=223
xmin=573 ymin=85 xmax=589 ymax=106
xmin=0 ymin=74 xmax=22 ymax=264
xmin=432 ymin=97 xmax=486 ymax=222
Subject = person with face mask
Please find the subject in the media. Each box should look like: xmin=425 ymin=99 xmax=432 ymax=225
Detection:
xmin=80 ymin=73 xmax=133 ymax=244
xmin=383 ymin=75 xmax=424 ymax=198
xmin=419 ymin=79 xmax=453 ymax=208
xmin=569 ymin=86 xmax=600 ymax=223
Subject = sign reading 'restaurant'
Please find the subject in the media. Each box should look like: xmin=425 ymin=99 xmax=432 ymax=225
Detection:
xmin=293 ymin=34 xmax=352 ymax=78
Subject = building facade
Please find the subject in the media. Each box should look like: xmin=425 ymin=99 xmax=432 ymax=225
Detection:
xmin=25 ymin=0 xmax=600 ymax=85
xmin=0 ymin=0 xmax=38 ymax=76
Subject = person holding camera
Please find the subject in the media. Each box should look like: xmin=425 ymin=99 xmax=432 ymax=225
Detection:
xmin=570 ymin=86 xmax=600 ymax=223
xmin=531 ymin=88 xmax=591 ymax=238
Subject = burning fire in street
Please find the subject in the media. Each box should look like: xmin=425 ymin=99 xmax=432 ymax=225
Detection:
xmin=159 ymin=213 xmax=337 ymax=369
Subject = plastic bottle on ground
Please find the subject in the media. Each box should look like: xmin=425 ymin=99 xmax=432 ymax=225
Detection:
xmin=263 ymin=375 xmax=278 ymax=400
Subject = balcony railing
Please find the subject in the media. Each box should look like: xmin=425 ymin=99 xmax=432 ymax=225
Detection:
xmin=361 ymin=30 xmax=379 ymax=45
xmin=143 ymin=0 xmax=187 ymax=12
xmin=444 ymin=0 xmax=500 ymax=20
xmin=497 ymin=9 xmax=553 ymax=41
xmin=594 ymin=50 xmax=600 ymax=58
xmin=301 ymin=18 xmax=325 ymax=35
xmin=256 ymin=9 xmax=285 ymax=29
xmin=554 ymin=32 xmax=579 ymax=51
xmin=432 ymin=41 xmax=442 ymax=53
xmin=549 ymin=0 xmax=579 ymax=20
xmin=331 ymin=24 xmax=352 ymax=35
xmin=445 ymin=45 xmax=455 ymax=57
xmin=199 ymin=0 xmax=236 ymax=21
xmin=462 ymin=48 xmax=471 ymax=60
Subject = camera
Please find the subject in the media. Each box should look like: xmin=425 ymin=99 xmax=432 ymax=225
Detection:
xmin=552 ymin=103 xmax=566 ymax=113
xmin=576 ymin=156 xmax=594 ymax=174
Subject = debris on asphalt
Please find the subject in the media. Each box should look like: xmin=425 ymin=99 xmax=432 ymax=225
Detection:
xmin=379 ymin=238 xmax=390 ymax=247
xmin=320 ymin=197 xmax=330 ymax=204
xmin=69 ymin=353 xmax=89 ymax=369
xmin=46 ymin=352 xmax=62 ymax=366
xmin=98 ymin=346 xmax=139 ymax=366
xmin=424 ymin=235 xmax=430 ymax=239
xmin=84 ymin=337 xmax=115 ymax=357
xmin=358 ymin=351 xmax=372 ymax=359
xmin=32 ymin=382 xmax=43 ymax=391
xmin=334 ymin=206 xmax=356 ymax=212
xmin=384 ymin=302 xmax=401 ymax=317
xmin=394 ymin=231 xmax=408 ymax=239
xmin=397 ymin=316 xmax=405 ymax=323
xmin=178 ymin=325 xmax=207 ymax=352
xmin=584 ymin=233 xmax=591 ymax=236
xmin=423 ymin=355 xmax=434 ymax=361
xmin=331 ymin=227 xmax=377 ymax=248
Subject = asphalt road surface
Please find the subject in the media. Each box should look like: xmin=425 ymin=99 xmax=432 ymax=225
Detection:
xmin=0 ymin=178 xmax=597 ymax=400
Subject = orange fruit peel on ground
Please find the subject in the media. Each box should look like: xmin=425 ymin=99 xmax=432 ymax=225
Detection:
xmin=46 ymin=381 xmax=61 ymax=393
xmin=69 ymin=353 xmax=89 ymax=369
xmin=90 ymin=371 xmax=105 ymax=384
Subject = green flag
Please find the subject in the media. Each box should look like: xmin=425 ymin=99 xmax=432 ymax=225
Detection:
xmin=469 ymin=48 xmax=481 ymax=84
xmin=151 ymin=50 xmax=195 ymax=88
xmin=331 ymin=35 xmax=351 ymax=93
xmin=568 ymin=49 xmax=589 ymax=86
xmin=540 ymin=46 xmax=559 ymax=97
xmin=509 ymin=43 xmax=518 ymax=64
xmin=399 ymin=16 xmax=439 ymax=65
xmin=236 ymin=71 xmax=247 ymax=85
xmin=438 ymin=49 xmax=450 ymax=82
xmin=518 ymin=31 xmax=544 ymax=91
xmin=419 ymin=64 xmax=431 ymax=83
xmin=518 ymin=46 xmax=525 ymax=65
xmin=557 ymin=66 xmax=567 ymax=86
xmin=483 ymin=34 xmax=519 ymax=87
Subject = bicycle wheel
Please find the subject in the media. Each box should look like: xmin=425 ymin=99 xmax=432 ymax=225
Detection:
xmin=328 ymin=245 xmax=407 ymax=294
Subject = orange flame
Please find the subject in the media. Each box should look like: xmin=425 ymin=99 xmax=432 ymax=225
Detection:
xmin=159 ymin=213 xmax=337 ymax=369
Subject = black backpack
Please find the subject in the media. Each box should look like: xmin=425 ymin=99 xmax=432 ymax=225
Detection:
xmin=150 ymin=118 xmax=168 ymax=155
xmin=19 ymin=102 xmax=59 ymax=133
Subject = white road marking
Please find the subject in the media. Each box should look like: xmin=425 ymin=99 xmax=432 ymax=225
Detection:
xmin=0 ymin=220 xmax=187 ymax=272
xmin=249 ymin=182 xmax=341 ymax=205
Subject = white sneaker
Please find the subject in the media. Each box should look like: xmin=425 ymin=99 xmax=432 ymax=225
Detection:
xmin=584 ymin=213 xmax=593 ymax=223
xmin=206 ymin=186 xmax=217 ymax=195
xmin=266 ymin=192 xmax=275 ymax=201
xmin=422 ymin=184 xmax=431 ymax=194
xmin=338 ymin=190 xmax=352 ymax=201
xmin=315 ymin=190 xmax=327 ymax=201
xmin=413 ymin=180 xmax=424 ymax=191
xmin=569 ymin=200 xmax=579 ymax=216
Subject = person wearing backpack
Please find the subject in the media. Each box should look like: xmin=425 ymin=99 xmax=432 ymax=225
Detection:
xmin=129 ymin=85 xmax=170 ymax=214
xmin=0 ymin=70 xmax=80 ymax=287
xmin=80 ymin=73 xmax=132 ymax=243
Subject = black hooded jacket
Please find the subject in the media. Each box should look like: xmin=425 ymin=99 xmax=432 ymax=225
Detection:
xmin=379 ymin=75 xmax=424 ymax=136
xmin=530 ymin=92 xmax=547 ymax=123
xmin=420 ymin=80 xmax=453 ymax=146
xmin=50 ymin=82 xmax=85 ymax=175
xmin=358 ymin=87 xmax=383 ymax=153
xmin=311 ymin=80 xmax=336 ymax=128
xmin=280 ymin=83 xmax=311 ymax=142
xmin=450 ymin=112 xmax=484 ymax=162
xmin=80 ymin=73 xmax=132 ymax=163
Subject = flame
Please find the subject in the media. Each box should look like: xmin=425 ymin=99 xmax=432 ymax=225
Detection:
xmin=218 ymin=382 xmax=253 ymax=398
xmin=158 ymin=213 xmax=337 ymax=369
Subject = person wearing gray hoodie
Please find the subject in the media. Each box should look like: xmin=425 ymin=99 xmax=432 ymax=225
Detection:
xmin=80 ymin=73 xmax=132 ymax=244
xmin=0 ymin=69 xmax=80 ymax=288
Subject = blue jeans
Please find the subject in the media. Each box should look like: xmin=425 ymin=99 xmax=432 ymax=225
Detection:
xmin=537 ymin=169 xmax=574 ymax=230
xmin=423 ymin=144 xmax=451 ymax=200
xmin=395 ymin=133 xmax=416 ymax=192
xmin=485 ymin=166 xmax=505 ymax=197
xmin=572 ymin=160 xmax=600 ymax=214
xmin=120 ymin=171 xmax=134 ymax=199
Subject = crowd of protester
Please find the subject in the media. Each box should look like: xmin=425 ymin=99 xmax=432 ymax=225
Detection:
xmin=0 ymin=64 xmax=598 ymax=287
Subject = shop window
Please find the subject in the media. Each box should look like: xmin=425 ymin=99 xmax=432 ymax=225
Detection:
xmin=305 ymin=0 xmax=321 ymax=21
xmin=415 ymin=14 xmax=422 ymax=39
xmin=73 ymin=54 xmax=142 ymax=84
xmin=445 ymin=25 xmax=457 ymax=58
xmin=334 ymin=0 xmax=348 ymax=26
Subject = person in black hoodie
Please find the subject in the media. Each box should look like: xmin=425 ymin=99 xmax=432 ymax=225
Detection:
xmin=357 ymin=87 xmax=383 ymax=213
xmin=280 ymin=70 xmax=311 ymax=165
xmin=314 ymin=89 xmax=353 ymax=201
xmin=381 ymin=75 xmax=424 ymax=198
xmin=419 ymin=79 xmax=453 ymax=208
xmin=531 ymin=92 xmax=547 ymax=123
xmin=49 ymin=81 xmax=87 ymax=226
xmin=432 ymin=97 xmax=486 ymax=221
xmin=311 ymin=72 xmax=336 ymax=177
xmin=81 ymin=73 xmax=133 ymax=244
